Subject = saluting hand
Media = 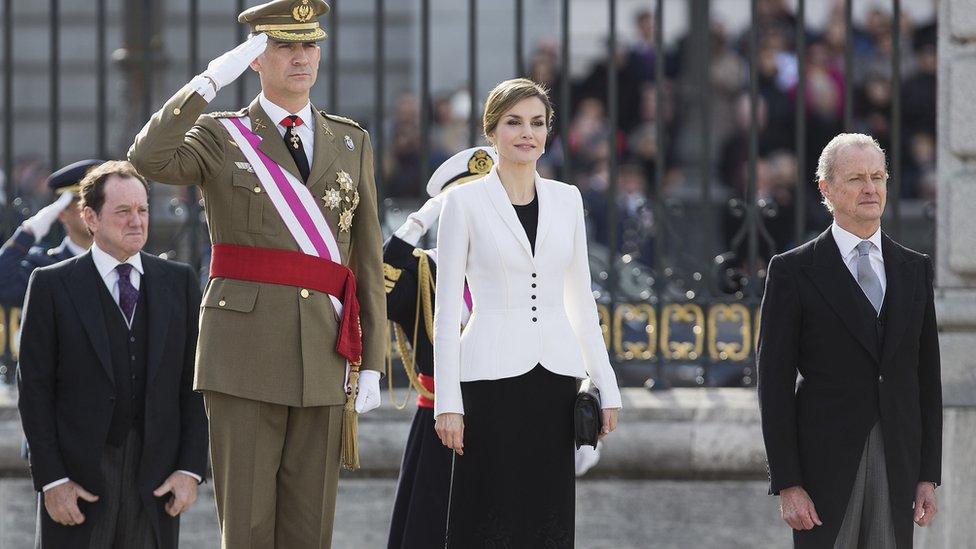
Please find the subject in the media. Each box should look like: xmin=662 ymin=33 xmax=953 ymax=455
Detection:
xmin=435 ymin=413 xmax=464 ymax=456
xmin=43 ymin=480 xmax=99 ymax=526
xmin=200 ymin=33 xmax=269 ymax=94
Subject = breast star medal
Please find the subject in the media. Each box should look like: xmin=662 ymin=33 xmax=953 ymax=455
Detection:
xmin=336 ymin=170 xmax=354 ymax=191
xmin=331 ymin=170 xmax=361 ymax=232
xmin=322 ymin=188 xmax=342 ymax=210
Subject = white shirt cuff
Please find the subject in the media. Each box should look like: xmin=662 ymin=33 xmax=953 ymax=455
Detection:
xmin=189 ymin=75 xmax=217 ymax=103
xmin=393 ymin=218 xmax=425 ymax=246
xmin=42 ymin=477 xmax=70 ymax=492
xmin=177 ymin=470 xmax=203 ymax=484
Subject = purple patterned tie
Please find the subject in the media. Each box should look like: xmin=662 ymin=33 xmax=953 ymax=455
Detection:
xmin=115 ymin=263 xmax=138 ymax=324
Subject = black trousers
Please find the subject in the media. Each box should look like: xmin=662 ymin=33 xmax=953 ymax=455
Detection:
xmin=36 ymin=430 xmax=157 ymax=549
xmin=447 ymin=365 xmax=577 ymax=549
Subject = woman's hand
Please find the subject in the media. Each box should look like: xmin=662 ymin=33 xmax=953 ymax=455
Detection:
xmin=435 ymin=413 xmax=465 ymax=455
xmin=600 ymin=408 xmax=619 ymax=439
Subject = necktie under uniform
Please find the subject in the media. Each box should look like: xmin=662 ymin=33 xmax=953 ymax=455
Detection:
xmin=855 ymin=240 xmax=884 ymax=315
xmin=115 ymin=263 xmax=139 ymax=325
xmin=280 ymin=115 xmax=311 ymax=182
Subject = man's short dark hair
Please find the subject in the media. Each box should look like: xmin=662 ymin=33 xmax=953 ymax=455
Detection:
xmin=78 ymin=160 xmax=150 ymax=215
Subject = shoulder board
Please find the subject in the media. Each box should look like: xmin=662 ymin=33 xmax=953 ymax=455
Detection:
xmin=321 ymin=112 xmax=363 ymax=130
xmin=208 ymin=109 xmax=247 ymax=119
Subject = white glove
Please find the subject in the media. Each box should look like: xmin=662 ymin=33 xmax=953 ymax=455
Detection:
xmin=354 ymin=369 xmax=382 ymax=414
xmin=192 ymin=33 xmax=268 ymax=102
xmin=393 ymin=195 xmax=445 ymax=246
xmin=23 ymin=192 xmax=74 ymax=240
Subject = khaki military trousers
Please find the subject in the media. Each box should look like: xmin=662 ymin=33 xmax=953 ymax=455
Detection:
xmin=204 ymin=391 xmax=343 ymax=549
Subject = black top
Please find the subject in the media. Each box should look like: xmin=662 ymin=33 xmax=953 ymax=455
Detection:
xmin=513 ymin=194 xmax=539 ymax=254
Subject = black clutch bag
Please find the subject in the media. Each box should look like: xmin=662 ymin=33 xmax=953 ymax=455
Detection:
xmin=573 ymin=380 xmax=602 ymax=449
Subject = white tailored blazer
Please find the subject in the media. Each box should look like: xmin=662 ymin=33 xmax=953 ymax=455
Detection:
xmin=433 ymin=166 xmax=622 ymax=417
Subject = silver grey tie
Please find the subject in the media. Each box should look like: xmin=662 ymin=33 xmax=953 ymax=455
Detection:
xmin=856 ymin=240 xmax=883 ymax=314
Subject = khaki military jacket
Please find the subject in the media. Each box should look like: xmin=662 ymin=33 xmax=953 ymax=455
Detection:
xmin=129 ymin=84 xmax=386 ymax=407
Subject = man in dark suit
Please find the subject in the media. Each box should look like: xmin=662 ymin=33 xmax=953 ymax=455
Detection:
xmin=17 ymin=161 xmax=209 ymax=548
xmin=758 ymin=133 xmax=942 ymax=548
xmin=0 ymin=159 xmax=101 ymax=308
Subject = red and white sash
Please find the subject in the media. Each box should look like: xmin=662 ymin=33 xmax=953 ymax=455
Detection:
xmin=219 ymin=117 xmax=345 ymax=317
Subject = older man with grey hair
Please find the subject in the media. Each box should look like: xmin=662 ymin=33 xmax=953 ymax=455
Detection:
xmin=758 ymin=133 xmax=942 ymax=548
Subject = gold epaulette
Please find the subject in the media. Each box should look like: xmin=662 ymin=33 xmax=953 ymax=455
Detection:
xmin=321 ymin=111 xmax=363 ymax=130
xmin=208 ymin=109 xmax=247 ymax=119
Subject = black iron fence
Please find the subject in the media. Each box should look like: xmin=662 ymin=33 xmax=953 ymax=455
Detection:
xmin=0 ymin=0 xmax=937 ymax=388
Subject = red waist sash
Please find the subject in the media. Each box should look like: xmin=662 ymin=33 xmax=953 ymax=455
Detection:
xmin=209 ymin=243 xmax=362 ymax=365
xmin=417 ymin=373 xmax=434 ymax=409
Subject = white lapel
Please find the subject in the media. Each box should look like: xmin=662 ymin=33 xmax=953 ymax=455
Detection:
xmin=484 ymin=167 xmax=535 ymax=261
xmin=534 ymin=173 xmax=553 ymax=255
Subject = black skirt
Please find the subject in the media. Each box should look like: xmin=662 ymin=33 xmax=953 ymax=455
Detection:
xmin=447 ymin=364 xmax=577 ymax=548
xmin=387 ymin=406 xmax=454 ymax=549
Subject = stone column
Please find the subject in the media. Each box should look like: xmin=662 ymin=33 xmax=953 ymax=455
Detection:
xmin=917 ymin=0 xmax=976 ymax=546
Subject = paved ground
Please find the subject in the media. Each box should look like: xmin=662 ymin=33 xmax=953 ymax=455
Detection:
xmin=0 ymin=477 xmax=791 ymax=548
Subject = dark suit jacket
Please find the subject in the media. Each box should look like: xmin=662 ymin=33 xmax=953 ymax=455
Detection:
xmin=757 ymin=228 xmax=942 ymax=549
xmin=17 ymin=251 xmax=209 ymax=549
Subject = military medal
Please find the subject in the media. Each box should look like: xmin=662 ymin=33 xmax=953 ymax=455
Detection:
xmin=322 ymin=188 xmax=341 ymax=210
xmin=338 ymin=209 xmax=354 ymax=232
xmin=336 ymin=170 xmax=354 ymax=191
xmin=344 ymin=135 xmax=355 ymax=151
xmin=289 ymin=127 xmax=301 ymax=149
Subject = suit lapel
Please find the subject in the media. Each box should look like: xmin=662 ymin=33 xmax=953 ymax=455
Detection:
xmin=801 ymin=229 xmax=880 ymax=363
xmin=66 ymin=253 xmax=114 ymax=385
xmin=484 ymin=168 xmax=534 ymax=261
xmin=878 ymin=234 xmax=917 ymax=367
xmin=306 ymin=108 xmax=340 ymax=193
xmin=141 ymin=254 xmax=172 ymax=385
xmin=248 ymin=98 xmax=305 ymax=183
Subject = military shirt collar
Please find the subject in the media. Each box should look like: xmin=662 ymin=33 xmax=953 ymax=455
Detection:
xmin=259 ymin=93 xmax=313 ymax=131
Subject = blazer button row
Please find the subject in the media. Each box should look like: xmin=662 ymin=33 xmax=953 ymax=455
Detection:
xmin=531 ymin=276 xmax=538 ymax=321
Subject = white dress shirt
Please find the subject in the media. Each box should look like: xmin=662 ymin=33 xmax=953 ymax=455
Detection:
xmin=42 ymin=245 xmax=200 ymax=492
xmin=831 ymin=221 xmax=887 ymax=296
xmin=259 ymin=93 xmax=315 ymax=167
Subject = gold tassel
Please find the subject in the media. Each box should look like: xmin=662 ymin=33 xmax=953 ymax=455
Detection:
xmin=341 ymin=364 xmax=360 ymax=470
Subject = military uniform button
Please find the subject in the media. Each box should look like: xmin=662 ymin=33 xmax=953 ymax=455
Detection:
xmin=300 ymin=288 xmax=310 ymax=299
xmin=253 ymin=186 xmax=262 ymax=193
xmin=218 ymin=299 xmax=227 ymax=307
xmin=173 ymin=107 xmax=181 ymax=115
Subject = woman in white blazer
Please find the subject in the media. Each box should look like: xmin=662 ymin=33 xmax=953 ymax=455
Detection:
xmin=433 ymin=78 xmax=622 ymax=547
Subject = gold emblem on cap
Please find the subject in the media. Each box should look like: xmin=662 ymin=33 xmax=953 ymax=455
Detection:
xmin=292 ymin=0 xmax=314 ymax=22
xmin=338 ymin=209 xmax=355 ymax=232
xmin=322 ymin=188 xmax=342 ymax=210
xmin=469 ymin=149 xmax=493 ymax=175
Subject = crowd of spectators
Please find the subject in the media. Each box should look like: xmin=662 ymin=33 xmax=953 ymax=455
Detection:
xmin=382 ymin=0 xmax=938 ymax=269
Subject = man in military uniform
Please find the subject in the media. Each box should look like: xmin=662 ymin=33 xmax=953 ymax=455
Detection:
xmin=128 ymin=1 xmax=385 ymax=546
xmin=384 ymin=147 xmax=494 ymax=548
xmin=0 ymin=159 xmax=101 ymax=307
